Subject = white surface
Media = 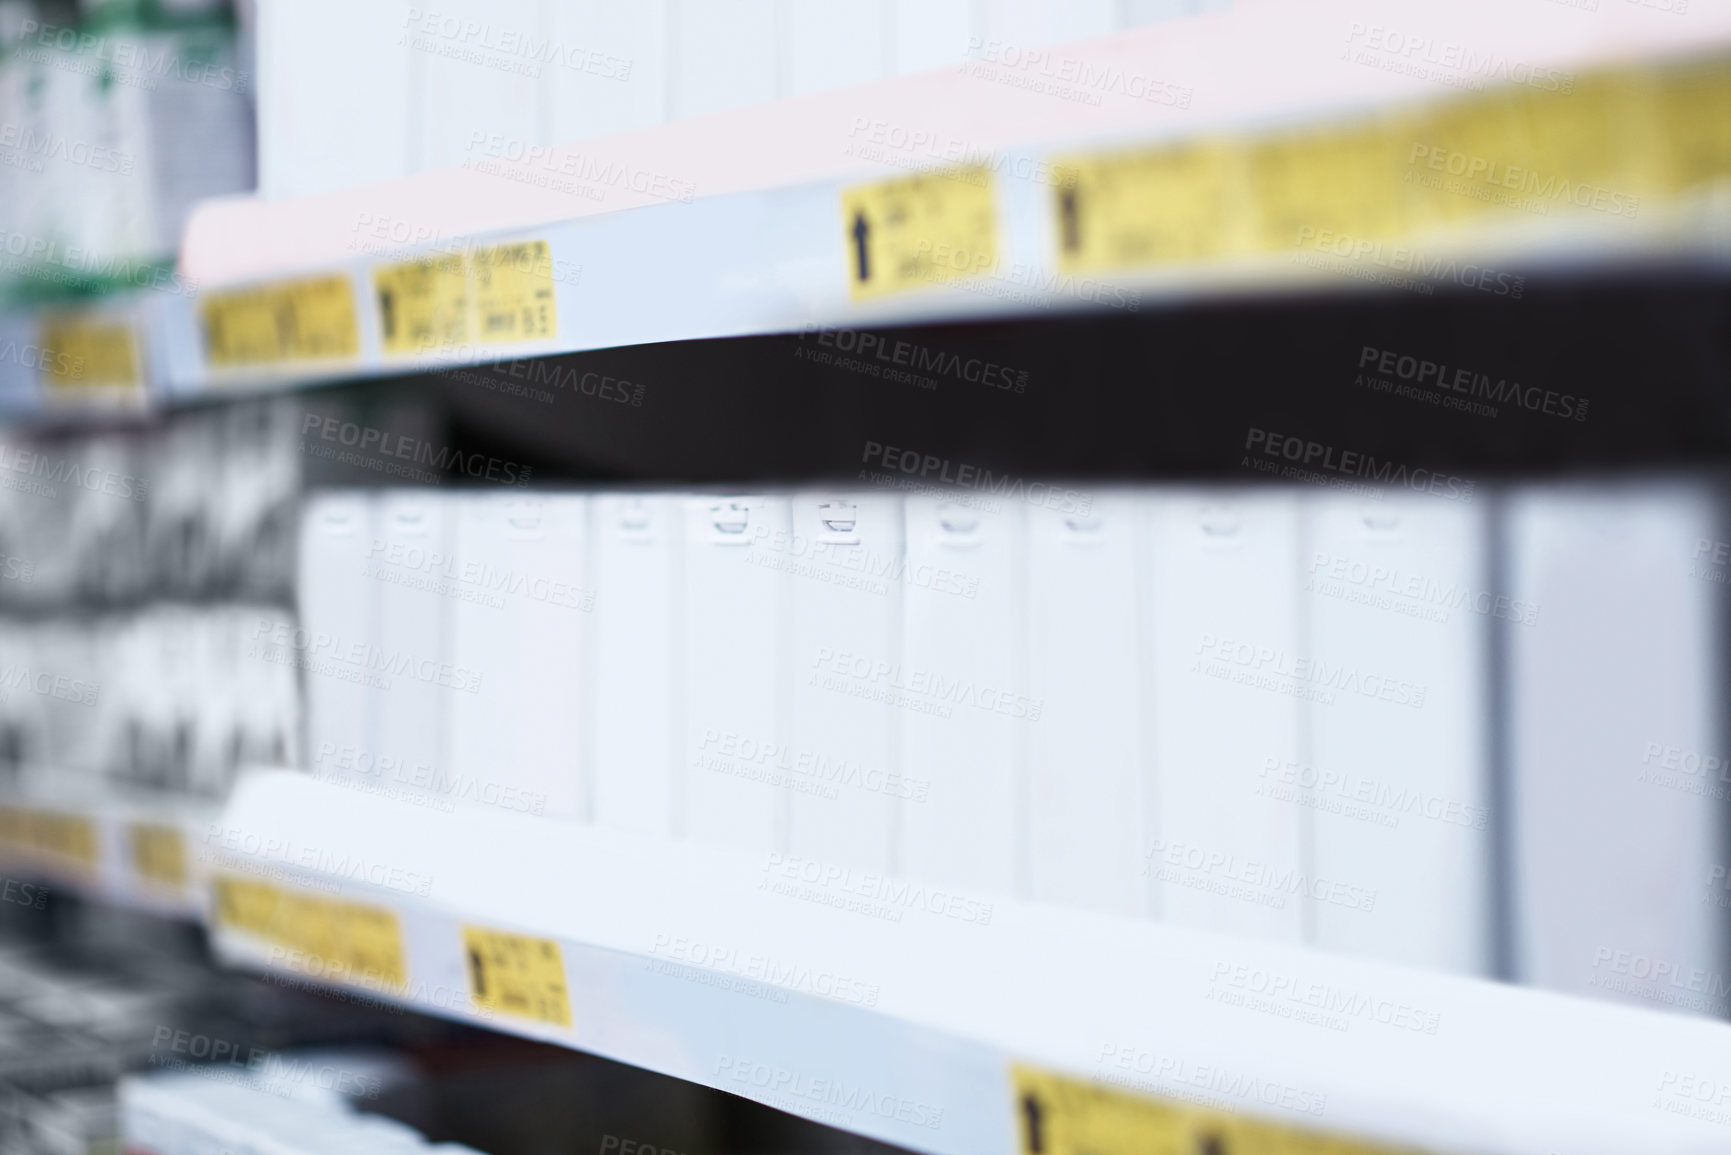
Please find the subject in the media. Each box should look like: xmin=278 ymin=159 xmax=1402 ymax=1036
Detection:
xmin=257 ymin=0 xmax=414 ymax=202
xmin=898 ymin=496 xmax=1023 ymax=894
xmin=296 ymin=493 xmax=377 ymax=784
xmin=372 ymin=492 xmax=452 ymax=796
xmin=448 ymin=493 xmax=588 ymax=821
xmin=668 ymin=1 xmax=779 ymax=122
xmin=785 ymin=492 xmax=900 ymax=874
xmin=1024 ymin=491 xmax=1147 ymax=916
xmin=255 ymin=0 xmax=1232 ymax=203
xmin=679 ymin=495 xmax=789 ymax=852
xmin=587 ymin=494 xmax=680 ymax=834
xmin=411 ymin=0 xmax=548 ymax=175
xmin=1302 ymin=494 xmax=1493 ymax=975
xmin=1505 ymin=483 xmax=1727 ymax=1014
xmin=1145 ymin=491 xmax=1306 ymax=941
xmin=548 ymin=1 xmax=670 ymax=144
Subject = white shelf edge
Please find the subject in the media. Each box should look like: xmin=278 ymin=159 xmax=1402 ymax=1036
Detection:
xmin=201 ymin=769 xmax=1731 ymax=1155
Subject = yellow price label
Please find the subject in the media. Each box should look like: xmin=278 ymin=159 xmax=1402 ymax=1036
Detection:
xmin=38 ymin=316 xmax=140 ymax=389
xmin=1053 ymin=142 xmax=1238 ymax=274
xmin=374 ymin=254 xmax=471 ymax=355
xmin=471 ymin=242 xmax=557 ymax=343
xmin=128 ymin=823 xmax=186 ymax=891
xmin=212 ymin=876 xmax=282 ymax=939
xmin=1249 ymin=119 xmax=1410 ymax=253
xmin=1400 ymin=89 xmax=1538 ymax=233
xmin=201 ymin=275 xmax=359 ymax=367
xmin=842 ymin=166 xmax=998 ymax=300
xmin=1044 ymin=53 xmax=1731 ymax=283
xmin=1655 ymin=56 xmax=1731 ymax=195
xmin=30 ymin=811 xmax=97 ymax=871
xmin=1510 ymin=77 xmax=1642 ymax=200
xmin=462 ymin=925 xmax=572 ymax=1026
xmin=212 ymin=876 xmax=407 ymax=990
xmin=1012 ymin=1064 xmax=1420 ymax=1155
xmin=332 ymin=901 xmax=408 ymax=987
xmin=0 ymin=806 xmax=28 ymax=850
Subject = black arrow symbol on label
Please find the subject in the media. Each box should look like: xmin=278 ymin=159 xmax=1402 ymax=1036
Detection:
xmin=1059 ymin=186 xmax=1080 ymax=253
xmin=1021 ymin=1093 xmax=1044 ymax=1153
xmin=851 ymin=211 xmax=871 ymax=282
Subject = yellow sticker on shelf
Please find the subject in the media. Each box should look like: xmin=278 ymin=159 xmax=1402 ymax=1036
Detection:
xmin=283 ymin=276 xmax=361 ymax=360
xmin=211 ymin=876 xmax=407 ymax=990
xmin=1248 ymin=119 xmax=1409 ymax=254
xmin=374 ymin=254 xmax=471 ymax=355
xmin=842 ymin=166 xmax=998 ymax=300
xmin=1052 ymin=143 xmax=1237 ymax=274
xmin=461 ymin=925 xmax=572 ymax=1026
xmin=199 ymin=286 xmax=279 ymax=365
xmin=1042 ymin=53 xmax=1731 ymax=284
xmin=30 ymin=811 xmax=97 ymax=871
xmin=1010 ymin=1064 xmax=1421 ymax=1155
xmin=1655 ymin=56 xmax=1731 ymax=195
xmin=1456 ymin=76 xmax=1650 ymax=224
xmin=1402 ymin=88 xmax=1547 ymax=232
xmin=212 ymin=876 xmax=282 ymax=938
xmin=0 ymin=806 xmax=27 ymax=850
xmin=38 ymin=316 xmax=140 ymax=389
xmin=128 ymin=823 xmax=186 ymax=891
xmin=1397 ymin=70 xmax=1661 ymax=235
xmin=201 ymin=275 xmax=359 ymax=367
xmin=333 ymin=901 xmax=409 ymax=988
xmin=471 ymin=242 xmax=557 ymax=343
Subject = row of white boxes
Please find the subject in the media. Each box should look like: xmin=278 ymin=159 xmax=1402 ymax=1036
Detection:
xmin=295 ymin=482 xmax=1729 ymax=1017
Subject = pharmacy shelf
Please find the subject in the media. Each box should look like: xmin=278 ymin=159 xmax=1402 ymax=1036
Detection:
xmin=0 ymin=772 xmax=215 ymax=920
xmin=207 ymin=770 xmax=1731 ymax=1155
xmin=94 ymin=0 xmax=1731 ymax=408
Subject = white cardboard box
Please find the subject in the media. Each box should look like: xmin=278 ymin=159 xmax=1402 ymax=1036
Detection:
xmin=784 ymin=492 xmax=901 ymax=874
xmin=1505 ymin=483 xmax=1728 ymax=1015
xmin=898 ymin=495 xmax=1024 ymax=895
xmin=1025 ymin=490 xmax=1147 ymax=916
xmin=296 ymin=492 xmax=377 ymax=786
xmin=448 ymin=493 xmax=588 ymax=820
xmin=587 ymin=494 xmax=679 ymax=834
xmin=1144 ymin=490 xmax=1305 ymax=942
xmin=678 ymin=494 xmax=789 ymax=853
xmin=1301 ymin=493 xmax=1492 ymax=974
